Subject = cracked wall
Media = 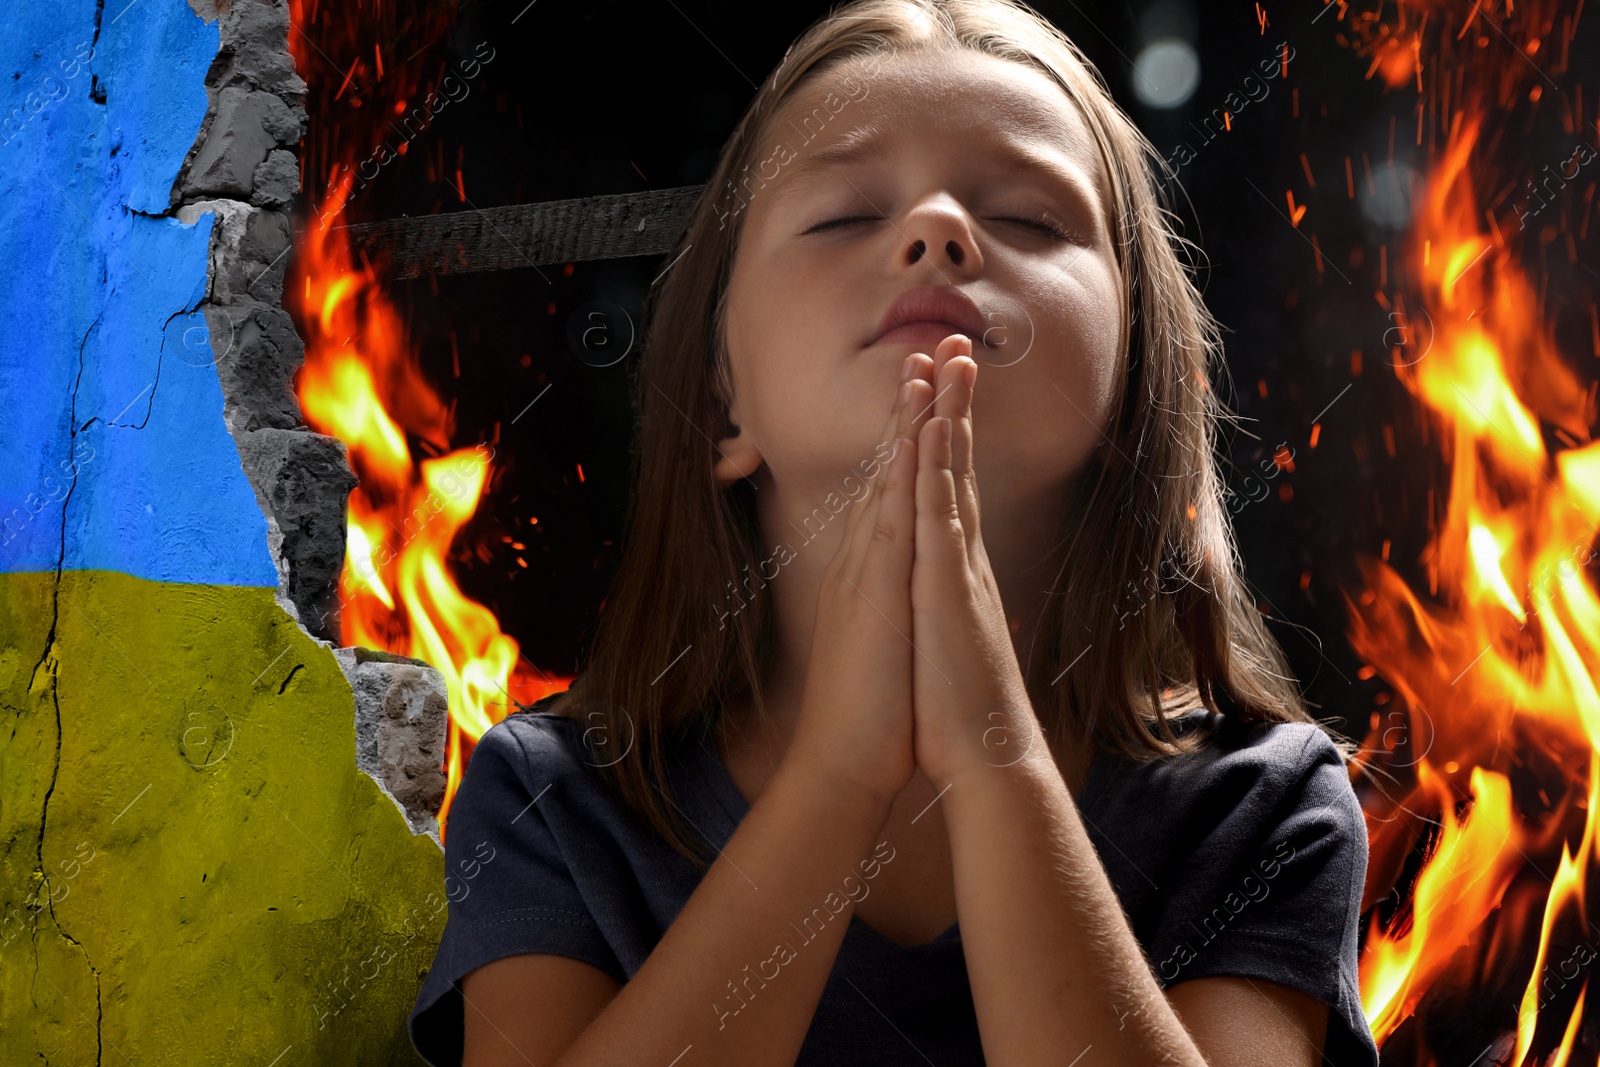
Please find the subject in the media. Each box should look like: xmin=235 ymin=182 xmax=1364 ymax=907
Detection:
xmin=0 ymin=0 xmax=447 ymax=1060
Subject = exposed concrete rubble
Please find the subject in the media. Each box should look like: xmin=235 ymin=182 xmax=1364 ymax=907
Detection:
xmin=251 ymin=148 xmax=299 ymax=207
xmin=185 ymin=86 xmax=302 ymax=197
xmin=335 ymin=648 xmax=451 ymax=845
xmin=170 ymin=0 xmax=344 ymax=641
xmin=172 ymin=0 xmax=449 ymax=838
xmin=234 ymin=428 xmax=359 ymax=648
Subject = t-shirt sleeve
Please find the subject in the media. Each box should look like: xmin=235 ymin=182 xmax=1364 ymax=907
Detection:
xmin=408 ymin=716 xmax=624 ymax=1067
xmin=1150 ymin=725 xmax=1378 ymax=1067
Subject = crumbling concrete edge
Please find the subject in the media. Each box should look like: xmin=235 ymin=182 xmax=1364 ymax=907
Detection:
xmin=334 ymin=648 xmax=450 ymax=849
xmin=171 ymin=0 xmax=348 ymax=646
xmin=172 ymin=0 xmax=447 ymax=848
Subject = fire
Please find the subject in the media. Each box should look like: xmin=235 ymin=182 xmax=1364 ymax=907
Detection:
xmin=1333 ymin=0 xmax=1600 ymax=1060
xmin=1360 ymin=765 xmax=1523 ymax=1039
xmin=1512 ymin=788 xmax=1593 ymax=1067
xmin=287 ymin=2 xmax=567 ymax=839
xmin=278 ymin=5 xmax=1600 ymax=1054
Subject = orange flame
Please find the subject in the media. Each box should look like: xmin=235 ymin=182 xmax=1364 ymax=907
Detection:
xmin=1335 ymin=1 xmax=1599 ymax=1059
xmin=287 ymin=2 xmax=569 ymax=840
xmin=1360 ymin=765 xmax=1523 ymax=1038
xmin=1512 ymin=772 xmax=1592 ymax=1067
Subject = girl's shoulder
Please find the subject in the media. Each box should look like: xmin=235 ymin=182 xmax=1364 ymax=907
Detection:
xmin=1088 ymin=710 xmax=1376 ymax=1067
xmin=411 ymin=702 xmax=702 ymax=1064
xmin=465 ymin=698 xmax=729 ymax=842
xmin=450 ymin=698 xmax=656 ymax=857
xmin=1082 ymin=705 xmax=1366 ymax=912
xmin=486 ymin=693 xmax=626 ymax=767
xmin=469 ymin=702 xmax=589 ymax=780
xmin=1084 ymin=709 xmax=1377 ymax=1067
xmin=1092 ymin=706 xmax=1352 ymax=805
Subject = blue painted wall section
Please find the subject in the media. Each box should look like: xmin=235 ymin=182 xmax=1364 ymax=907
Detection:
xmin=0 ymin=0 xmax=278 ymax=586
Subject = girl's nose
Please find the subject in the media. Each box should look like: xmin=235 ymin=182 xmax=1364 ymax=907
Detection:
xmin=899 ymin=201 xmax=983 ymax=274
xmin=907 ymin=237 xmax=969 ymax=265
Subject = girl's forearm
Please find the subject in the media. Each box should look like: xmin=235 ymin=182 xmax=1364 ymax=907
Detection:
xmin=942 ymin=748 xmax=1208 ymax=1067
xmin=554 ymin=751 xmax=896 ymax=1067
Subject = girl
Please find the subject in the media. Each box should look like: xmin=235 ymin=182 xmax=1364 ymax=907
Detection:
xmin=410 ymin=1 xmax=1378 ymax=1064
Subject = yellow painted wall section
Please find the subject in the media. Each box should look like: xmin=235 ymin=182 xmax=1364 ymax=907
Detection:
xmin=0 ymin=569 xmax=445 ymax=1063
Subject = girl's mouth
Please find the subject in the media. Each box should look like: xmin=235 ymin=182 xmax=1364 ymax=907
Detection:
xmin=870 ymin=285 xmax=988 ymax=347
xmin=872 ymin=321 xmax=978 ymax=348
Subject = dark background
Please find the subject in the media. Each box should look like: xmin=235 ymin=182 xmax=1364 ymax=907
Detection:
xmin=313 ymin=0 xmax=1600 ymax=743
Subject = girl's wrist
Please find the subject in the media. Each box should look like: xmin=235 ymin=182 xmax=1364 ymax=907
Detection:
xmin=940 ymin=741 xmax=1072 ymax=833
xmin=927 ymin=702 xmax=1054 ymax=788
xmin=778 ymin=735 xmax=904 ymax=815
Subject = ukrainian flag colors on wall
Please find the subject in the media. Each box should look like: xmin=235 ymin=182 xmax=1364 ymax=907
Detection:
xmin=0 ymin=1 xmax=443 ymax=1060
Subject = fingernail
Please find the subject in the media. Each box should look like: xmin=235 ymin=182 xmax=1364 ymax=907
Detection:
xmin=940 ymin=417 xmax=952 ymax=445
xmin=901 ymin=354 xmax=917 ymax=381
xmin=897 ymin=380 xmax=912 ymax=407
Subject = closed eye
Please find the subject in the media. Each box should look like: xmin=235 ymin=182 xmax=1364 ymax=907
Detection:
xmin=992 ymin=213 xmax=1072 ymax=240
xmin=800 ymin=215 xmax=880 ymax=235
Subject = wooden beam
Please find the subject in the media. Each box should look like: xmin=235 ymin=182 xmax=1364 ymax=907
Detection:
xmin=336 ymin=185 xmax=706 ymax=280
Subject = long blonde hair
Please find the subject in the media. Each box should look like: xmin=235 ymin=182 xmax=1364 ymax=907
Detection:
xmin=541 ymin=0 xmax=1315 ymax=868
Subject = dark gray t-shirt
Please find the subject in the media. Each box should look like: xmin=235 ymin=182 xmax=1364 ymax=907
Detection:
xmin=408 ymin=700 xmax=1378 ymax=1066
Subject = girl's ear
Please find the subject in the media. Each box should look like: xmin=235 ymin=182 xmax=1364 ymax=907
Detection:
xmin=712 ymin=421 xmax=764 ymax=487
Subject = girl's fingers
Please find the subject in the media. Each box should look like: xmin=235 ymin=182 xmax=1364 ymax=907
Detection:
xmin=843 ymin=427 xmax=915 ymax=589
xmin=842 ymin=364 xmax=932 ymax=583
xmin=929 ymin=335 xmax=982 ymax=563
xmin=915 ymin=411 xmax=966 ymax=570
xmin=880 ymin=354 xmax=923 ymax=445
xmin=838 ymin=355 xmax=918 ymax=548
xmin=869 ymin=430 xmax=918 ymax=596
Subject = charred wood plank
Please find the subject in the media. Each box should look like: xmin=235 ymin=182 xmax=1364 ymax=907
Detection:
xmin=337 ymin=185 xmax=706 ymax=280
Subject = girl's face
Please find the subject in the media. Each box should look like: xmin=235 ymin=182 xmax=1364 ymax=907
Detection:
xmin=716 ymin=48 xmax=1125 ymax=509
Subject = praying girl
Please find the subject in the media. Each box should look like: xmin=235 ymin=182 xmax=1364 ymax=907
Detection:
xmin=410 ymin=2 xmax=1378 ymax=1064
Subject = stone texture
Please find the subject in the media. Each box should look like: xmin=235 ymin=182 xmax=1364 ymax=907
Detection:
xmin=175 ymin=198 xmax=291 ymax=305
xmin=234 ymin=428 xmax=359 ymax=644
xmin=204 ymin=298 xmax=306 ymax=435
xmin=232 ymin=204 xmax=293 ymax=298
xmin=335 ymin=648 xmax=451 ymax=844
xmin=168 ymin=0 xmax=331 ymax=648
xmin=211 ymin=0 xmax=308 ymax=98
xmin=250 ymin=147 xmax=299 ymax=207
xmin=182 ymin=86 xmax=293 ymax=199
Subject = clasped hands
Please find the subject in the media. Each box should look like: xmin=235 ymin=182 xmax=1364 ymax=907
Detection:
xmin=800 ymin=333 xmax=1053 ymax=802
